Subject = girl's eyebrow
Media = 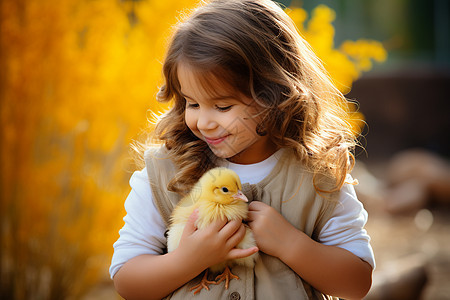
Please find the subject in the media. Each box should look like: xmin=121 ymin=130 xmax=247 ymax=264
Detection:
xmin=181 ymin=91 xmax=235 ymax=101
xmin=180 ymin=92 xmax=194 ymax=100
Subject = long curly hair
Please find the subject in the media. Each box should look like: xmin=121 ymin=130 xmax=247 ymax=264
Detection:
xmin=145 ymin=0 xmax=357 ymax=195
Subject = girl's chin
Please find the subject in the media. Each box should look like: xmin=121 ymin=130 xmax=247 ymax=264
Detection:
xmin=212 ymin=148 xmax=247 ymax=164
xmin=209 ymin=148 xmax=234 ymax=160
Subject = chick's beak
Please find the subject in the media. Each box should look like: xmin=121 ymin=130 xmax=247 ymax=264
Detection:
xmin=233 ymin=190 xmax=248 ymax=202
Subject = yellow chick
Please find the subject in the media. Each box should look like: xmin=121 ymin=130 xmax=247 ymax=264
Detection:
xmin=167 ymin=167 xmax=258 ymax=294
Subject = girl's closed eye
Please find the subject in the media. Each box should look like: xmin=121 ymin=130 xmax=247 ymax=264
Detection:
xmin=186 ymin=101 xmax=199 ymax=109
xmin=216 ymin=105 xmax=232 ymax=112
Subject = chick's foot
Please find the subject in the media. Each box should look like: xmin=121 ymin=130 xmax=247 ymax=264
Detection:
xmin=215 ymin=266 xmax=239 ymax=289
xmin=190 ymin=270 xmax=218 ymax=295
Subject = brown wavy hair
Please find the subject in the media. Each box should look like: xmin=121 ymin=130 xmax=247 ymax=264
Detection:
xmin=146 ymin=0 xmax=357 ymax=195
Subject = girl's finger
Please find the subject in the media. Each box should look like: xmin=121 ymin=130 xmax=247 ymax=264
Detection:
xmin=248 ymin=201 xmax=265 ymax=211
xmin=225 ymin=223 xmax=246 ymax=248
xmin=246 ymin=211 xmax=256 ymax=222
xmin=226 ymin=246 xmax=259 ymax=261
xmin=182 ymin=209 xmax=199 ymax=237
xmin=208 ymin=218 xmax=228 ymax=232
xmin=219 ymin=219 xmax=242 ymax=239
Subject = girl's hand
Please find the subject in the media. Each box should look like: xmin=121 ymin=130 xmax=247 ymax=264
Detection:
xmin=176 ymin=210 xmax=258 ymax=270
xmin=247 ymin=201 xmax=299 ymax=258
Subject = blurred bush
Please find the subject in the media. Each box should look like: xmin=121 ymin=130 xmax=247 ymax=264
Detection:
xmin=0 ymin=0 xmax=195 ymax=298
xmin=0 ymin=0 xmax=385 ymax=299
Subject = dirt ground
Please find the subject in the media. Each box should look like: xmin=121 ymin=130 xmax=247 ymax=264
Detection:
xmin=365 ymin=207 xmax=450 ymax=299
xmin=354 ymin=154 xmax=450 ymax=300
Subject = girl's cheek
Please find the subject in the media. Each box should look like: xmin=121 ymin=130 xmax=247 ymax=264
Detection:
xmin=184 ymin=113 xmax=197 ymax=132
xmin=185 ymin=116 xmax=204 ymax=141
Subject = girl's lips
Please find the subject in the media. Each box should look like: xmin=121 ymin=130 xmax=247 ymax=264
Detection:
xmin=204 ymin=135 xmax=229 ymax=145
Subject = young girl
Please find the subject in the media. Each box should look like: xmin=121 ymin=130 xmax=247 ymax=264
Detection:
xmin=110 ymin=0 xmax=375 ymax=299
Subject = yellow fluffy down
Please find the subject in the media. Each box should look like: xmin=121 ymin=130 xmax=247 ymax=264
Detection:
xmin=167 ymin=167 xmax=259 ymax=271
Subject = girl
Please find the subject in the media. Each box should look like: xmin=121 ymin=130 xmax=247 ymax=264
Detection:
xmin=110 ymin=0 xmax=374 ymax=299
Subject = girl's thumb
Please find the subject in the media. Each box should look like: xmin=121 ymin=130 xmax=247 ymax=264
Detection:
xmin=183 ymin=208 xmax=199 ymax=236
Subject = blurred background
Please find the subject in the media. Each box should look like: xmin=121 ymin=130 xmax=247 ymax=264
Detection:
xmin=1 ymin=0 xmax=448 ymax=299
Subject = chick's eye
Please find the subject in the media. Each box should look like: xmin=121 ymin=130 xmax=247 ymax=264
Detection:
xmin=221 ymin=187 xmax=229 ymax=193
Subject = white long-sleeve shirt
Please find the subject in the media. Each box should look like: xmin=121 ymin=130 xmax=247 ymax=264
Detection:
xmin=110 ymin=151 xmax=375 ymax=279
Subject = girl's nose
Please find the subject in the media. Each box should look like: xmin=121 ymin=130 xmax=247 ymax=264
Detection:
xmin=197 ymin=110 xmax=217 ymax=130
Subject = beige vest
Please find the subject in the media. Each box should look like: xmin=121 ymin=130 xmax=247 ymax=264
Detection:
xmin=145 ymin=147 xmax=339 ymax=300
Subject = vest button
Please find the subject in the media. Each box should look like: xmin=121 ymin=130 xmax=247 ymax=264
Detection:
xmin=229 ymin=291 xmax=240 ymax=300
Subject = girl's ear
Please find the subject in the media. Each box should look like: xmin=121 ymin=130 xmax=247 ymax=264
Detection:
xmin=256 ymin=122 xmax=267 ymax=136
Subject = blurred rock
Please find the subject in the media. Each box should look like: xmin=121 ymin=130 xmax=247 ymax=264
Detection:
xmin=351 ymin=161 xmax=386 ymax=213
xmin=383 ymin=149 xmax=450 ymax=214
xmin=353 ymin=149 xmax=450 ymax=215
xmin=384 ymin=177 xmax=429 ymax=214
xmin=366 ymin=254 xmax=429 ymax=300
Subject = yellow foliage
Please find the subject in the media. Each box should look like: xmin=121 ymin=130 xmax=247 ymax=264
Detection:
xmin=0 ymin=1 xmax=385 ymax=299
xmin=287 ymin=5 xmax=387 ymax=135
xmin=0 ymin=0 xmax=198 ymax=298
xmin=288 ymin=5 xmax=387 ymax=93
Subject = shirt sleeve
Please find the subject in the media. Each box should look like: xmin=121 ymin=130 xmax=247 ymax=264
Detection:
xmin=318 ymin=174 xmax=376 ymax=269
xmin=109 ymin=167 xmax=167 ymax=279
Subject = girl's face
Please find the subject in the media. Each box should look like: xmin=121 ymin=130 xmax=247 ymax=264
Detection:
xmin=178 ymin=63 xmax=277 ymax=164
